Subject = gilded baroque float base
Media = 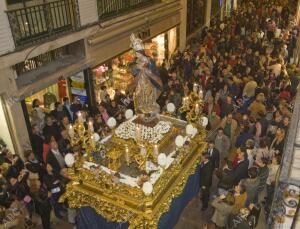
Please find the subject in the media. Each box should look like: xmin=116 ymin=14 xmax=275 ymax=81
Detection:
xmin=61 ymin=116 xmax=207 ymax=228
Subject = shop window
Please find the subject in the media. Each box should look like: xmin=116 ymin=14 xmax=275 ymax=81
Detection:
xmin=14 ymin=46 xmax=70 ymax=76
xmin=6 ymin=0 xmax=28 ymax=5
xmin=92 ymin=29 xmax=177 ymax=104
xmin=187 ymin=0 xmax=206 ymax=35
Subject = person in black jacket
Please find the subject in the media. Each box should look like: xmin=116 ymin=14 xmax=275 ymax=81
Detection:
xmin=232 ymin=147 xmax=249 ymax=185
xmin=199 ymin=153 xmax=213 ymax=211
xmin=43 ymin=116 xmax=61 ymax=141
xmin=7 ymin=170 xmax=34 ymax=218
xmin=24 ymin=150 xmax=46 ymax=181
xmin=33 ymin=180 xmax=52 ymax=229
xmin=43 ymin=164 xmax=65 ymax=219
xmin=217 ymin=160 xmax=235 ymax=195
xmin=50 ymin=102 xmax=70 ymax=123
xmin=206 ymin=141 xmax=220 ymax=170
xmin=3 ymin=150 xmax=24 ymax=181
xmin=58 ymin=129 xmax=71 ymax=156
xmin=31 ymin=124 xmax=44 ymax=163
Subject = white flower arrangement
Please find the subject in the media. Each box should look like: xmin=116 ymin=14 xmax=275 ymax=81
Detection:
xmin=115 ymin=119 xmax=171 ymax=144
xmin=107 ymin=117 xmax=117 ymax=129
xmin=142 ymin=181 xmax=153 ymax=196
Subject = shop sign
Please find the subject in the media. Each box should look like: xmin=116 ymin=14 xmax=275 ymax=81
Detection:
xmin=69 ymin=71 xmax=88 ymax=104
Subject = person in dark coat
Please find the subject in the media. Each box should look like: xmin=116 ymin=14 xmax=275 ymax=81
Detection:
xmin=159 ymin=62 xmax=170 ymax=90
xmin=206 ymin=141 xmax=220 ymax=170
xmin=33 ymin=180 xmax=52 ymax=229
xmin=58 ymin=129 xmax=71 ymax=156
xmin=7 ymin=170 xmax=34 ymax=217
xmin=24 ymin=150 xmax=46 ymax=181
xmin=217 ymin=160 xmax=235 ymax=195
xmin=199 ymin=153 xmax=213 ymax=211
xmin=31 ymin=124 xmax=44 ymax=163
xmin=3 ymin=150 xmax=24 ymax=181
xmin=232 ymin=147 xmax=249 ymax=185
xmin=235 ymin=125 xmax=253 ymax=148
xmin=255 ymin=158 xmax=269 ymax=202
xmin=50 ymin=102 xmax=70 ymax=122
xmin=43 ymin=164 xmax=64 ymax=219
xmin=43 ymin=116 xmax=61 ymax=141
xmin=241 ymin=167 xmax=260 ymax=206
xmin=70 ymin=96 xmax=83 ymax=120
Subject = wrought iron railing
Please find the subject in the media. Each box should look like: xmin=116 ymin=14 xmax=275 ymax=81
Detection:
xmin=97 ymin=0 xmax=158 ymax=20
xmin=6 ymin=0 xmax=79 ymax=47
xmin=14 ymin=46 xmax=70 ymax=75
xmin=267 ymin=88 xmax=300 ymax=228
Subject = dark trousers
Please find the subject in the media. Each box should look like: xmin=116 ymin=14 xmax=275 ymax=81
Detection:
xmin=267 ymin=31 xmax=274 ymax=41
xmin=50 ymin=192 xmax=63 ymax=218
xmin=201 ymin=187 xmax=210 ymax=208
xmin=36 ymin=201 xmax=52 ymax=229
xmin=265 ymin=184 xmax=275 ymax=215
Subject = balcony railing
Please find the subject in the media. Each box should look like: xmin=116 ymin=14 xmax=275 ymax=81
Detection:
xmin=14 ymin=46 xmax=69 ymax=75
xmin=97 ymin=0 xmax=158 ymax=20
xmin=6 ymin=0 xmax=79 ymax=47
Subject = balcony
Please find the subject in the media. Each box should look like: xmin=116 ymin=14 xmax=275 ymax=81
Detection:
xmin=97 ymin=0 xmax=159 ymax=20
xmin=6 ymin=0 xmax=79 ymax=47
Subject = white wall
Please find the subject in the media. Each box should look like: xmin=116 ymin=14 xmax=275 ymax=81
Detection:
xmin=0 ymin=99 xmax=15 ymax=154
xmin=0 ymin=0 xmax=15 ymax=55
xmin=78 ymin=0 xmax=98 ymax=26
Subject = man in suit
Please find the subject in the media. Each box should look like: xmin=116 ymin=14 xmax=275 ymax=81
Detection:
xmin=46 ymin=140 xmax=66 ymax=176
xmin=207 ymin=141 xmax=220 ymax=170
xmin=199 ymin=153 xmax=213 ymax=211
xmin=232 ymin=147 xmax=249 ymax=185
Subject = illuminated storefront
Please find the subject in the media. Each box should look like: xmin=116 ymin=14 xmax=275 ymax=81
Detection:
xmin=187 ymin=0 xmax=206 ymax=35
xmin=92 ymin=28 xmax=178 ymax=103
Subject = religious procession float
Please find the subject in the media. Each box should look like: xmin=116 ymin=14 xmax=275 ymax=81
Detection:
xmin=61 ymin=34 xmax=208 ymax=229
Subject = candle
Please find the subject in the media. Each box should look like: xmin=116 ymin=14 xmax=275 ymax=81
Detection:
xmin=125 ymin=147 xmax=130 ymax=164
xmin=153 ymin=144 xmax=159 ymax=157
xmin=135 ymin=125 xmax=141 ymax=142
xmin=183 ymin=97 xmax=188 ymax=105
xmin=68 ymin=125 xmax=75 ymax=138
xmin=193 ymin=83 xmax=198 ymax=93
xmin=91 ymin=135 xmax=95 ymax=148
xmin=88 ymin=121 xmax=94 ymax=133
xmin=195 ymin=104 xmax=200 ymax=114
xmin=199 ymin=90 xmax=203 ymax=99
xmin=78 ymin=112 xmax=83 ymax=123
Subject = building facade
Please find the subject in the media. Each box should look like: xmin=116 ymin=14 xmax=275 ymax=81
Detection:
xmin=0 ymin=0 xmax=201 ymax=157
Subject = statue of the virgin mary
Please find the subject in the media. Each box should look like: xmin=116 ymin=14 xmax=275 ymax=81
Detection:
xmin=129 ymin=34 xmax=163 ymax=122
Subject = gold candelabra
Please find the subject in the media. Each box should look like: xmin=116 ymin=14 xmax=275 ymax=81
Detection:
xmin=179 ymin=91 xmax=204 ymax=123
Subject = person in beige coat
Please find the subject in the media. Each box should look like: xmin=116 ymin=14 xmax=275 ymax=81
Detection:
xmin=220 ymin=113 xmax=238 ymax=145
xmin=211 ymin=192 xmax=235 ymax=227
xmin=0 ymin=200 xmax=26 ymax=229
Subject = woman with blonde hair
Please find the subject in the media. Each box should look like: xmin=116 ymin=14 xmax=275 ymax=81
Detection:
xmin=269 ymin=128 xmax=285 ymax=156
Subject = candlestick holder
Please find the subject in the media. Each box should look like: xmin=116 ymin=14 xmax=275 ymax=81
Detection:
xmin=179 ymin=91 xmax=204 ymax=123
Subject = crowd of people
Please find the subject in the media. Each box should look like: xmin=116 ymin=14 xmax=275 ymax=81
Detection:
xmin=196 ymin=0 xmax=298 ymax=228
xmin=0 ymin=0 xmax=299 ymax=228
